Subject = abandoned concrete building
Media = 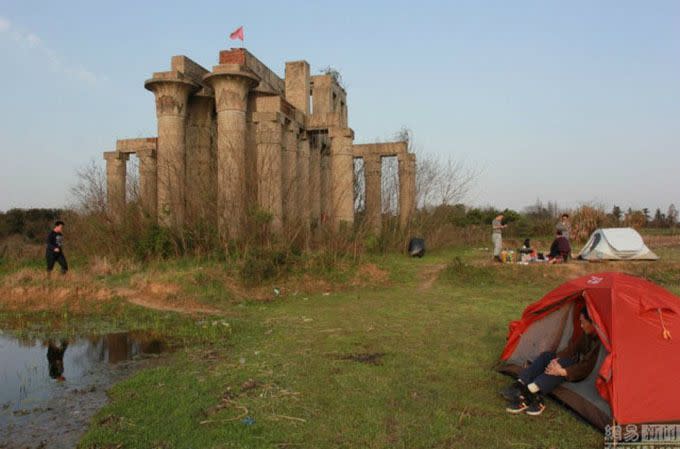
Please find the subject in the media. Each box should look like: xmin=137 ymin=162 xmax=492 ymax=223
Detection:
xmin=103 ymin=48 xmax=416 ymax=240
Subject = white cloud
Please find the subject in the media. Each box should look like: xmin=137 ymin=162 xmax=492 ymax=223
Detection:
xmin=0 ymin=15 xmax=102 ymax=85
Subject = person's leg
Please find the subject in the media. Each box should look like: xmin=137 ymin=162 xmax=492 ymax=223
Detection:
xmin=46 ymin=252 xmax=56 ymax=274
xmin=518 ymin=351 xmax=555 ymax=385
xmin=523 ymin=357 xmax=576 ymax=416
xmin=492 ymin=234 xmax=502 ymax=260
xmin=506 ymin=352 xmax=555 ymax=413
xmin=56 ymin=254 xmax=68 ymax=274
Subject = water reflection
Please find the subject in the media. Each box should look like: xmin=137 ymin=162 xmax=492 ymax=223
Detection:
xmin=0 ymin=330 xmax=168 ymax=449
xmin=47 ymin=340 xmax=68 ymax=381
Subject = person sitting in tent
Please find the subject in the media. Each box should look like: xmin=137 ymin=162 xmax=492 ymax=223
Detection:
xmin=547 ymin=230 xmax=571 ymax=263
xmin=503 ymin=307 xmax=601 ymax=416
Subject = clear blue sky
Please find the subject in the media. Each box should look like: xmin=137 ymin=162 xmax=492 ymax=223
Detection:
xmin=1 ymin=0 xmax=678 ymax=213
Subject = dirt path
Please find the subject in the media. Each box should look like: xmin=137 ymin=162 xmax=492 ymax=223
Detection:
xmin=114 ymin=287 xmax=223 ymax=315
xmin=418 ymin=264 xmax=447 ymax=291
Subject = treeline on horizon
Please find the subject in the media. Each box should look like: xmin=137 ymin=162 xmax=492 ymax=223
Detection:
xmin=1 ymin=201 xmax=677 ymax=244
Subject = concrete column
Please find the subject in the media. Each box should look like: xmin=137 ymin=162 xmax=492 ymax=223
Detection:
xmin=204 ymin=66 xmax=259 ymax=241
xmin=285 ymin=61 xmax=310 ymax=115
xmin=103 ymin=151 xmax=128 ymax=221
xmin=253 ymin=111 xmax=284 ymax=233
xmin=399 ymin=153 xmax=417 ymax=228
xmin=298 ymin=131 xmax=311 ymax=241
xmin=329 ymin=127 xmax=355 ymax=229
xmin=320 ymin=145 xmax=331 ymax=226
xmin=185 ymin=94 xmax=216 ymax=226
xmin=144 ymin=75 xmax=197 ymax=228
xmin=282 ymin=121 xmax=300 ymax=230
xmin=364 ymin=153 xmax=382 ymax=234
xmin=137 ymin=148 xmax=157 ymax=218
xmin=309 ymin=137 xmax=321 ymax=229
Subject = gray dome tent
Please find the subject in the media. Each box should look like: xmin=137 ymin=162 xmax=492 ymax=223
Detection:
xmin=578 ymin=228 xmax=658 ymax=261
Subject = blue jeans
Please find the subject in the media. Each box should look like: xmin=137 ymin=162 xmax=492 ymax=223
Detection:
xmin=519 ymin=351 xmax=576 ymax=394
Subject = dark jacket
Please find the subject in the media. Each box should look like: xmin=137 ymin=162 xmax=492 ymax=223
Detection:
xmin=46 ymin=231 xmax=64 ymax=254
xmin=557 ymin=332 xmax=601 ymax=382
xmin=549 ymin=236 xmax=571 ymax=259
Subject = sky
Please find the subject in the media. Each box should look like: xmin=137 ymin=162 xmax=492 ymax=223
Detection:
xmin=0 ymin=0 xmax=678 ymax=213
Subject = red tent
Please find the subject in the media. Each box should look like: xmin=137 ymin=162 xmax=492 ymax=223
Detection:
xmin=499 ymin=272 xmax=680 ymax=428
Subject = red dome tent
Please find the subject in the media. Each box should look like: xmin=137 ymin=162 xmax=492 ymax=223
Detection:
xmin=498 ymin=272 xmax=680 ymax=429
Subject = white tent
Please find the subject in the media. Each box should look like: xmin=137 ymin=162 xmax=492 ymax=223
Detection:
xmin=578 ymin=228 xmax=659 ymax=261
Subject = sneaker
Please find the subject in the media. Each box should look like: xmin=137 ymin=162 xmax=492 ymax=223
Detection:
xmin=505 ymin=399 xmax=529 ymax=414
xmin=500 ymin=381 xmax=523 ymax=402
xmin=525 ymin=395 xmax=546 ymax=416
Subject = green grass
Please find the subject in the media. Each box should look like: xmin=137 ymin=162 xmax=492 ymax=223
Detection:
xmin=77 ymin=249 xmax=607 ymax=449
xmin=4 ymin=244 xmax=680 ymax=448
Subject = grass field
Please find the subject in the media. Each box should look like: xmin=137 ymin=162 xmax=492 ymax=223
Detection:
xmin=2 ymin=239 xmax=680 ymax=449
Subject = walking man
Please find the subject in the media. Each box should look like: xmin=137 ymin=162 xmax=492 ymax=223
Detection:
xmin=492 ymin=214 xmax=506 ymax=262
xmin=46 ymin=221 xmax=68 ymax=275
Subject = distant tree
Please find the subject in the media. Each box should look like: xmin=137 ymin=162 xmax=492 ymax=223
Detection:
xmin=611 ymin=205 xmax=622 ymax=223
xmin=652 ymin=208 xmax=666 ymax=228
xmin=624 ymin=210 xmax=647 ymax=230
xmin=667 ymin=204 xmax=678 ymax=227
xmin=642 ymin=208 xmax=650 ymax=225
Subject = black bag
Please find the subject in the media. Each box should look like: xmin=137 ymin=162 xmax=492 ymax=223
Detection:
xmin=408 ymin=238 xmax=425 ymax=258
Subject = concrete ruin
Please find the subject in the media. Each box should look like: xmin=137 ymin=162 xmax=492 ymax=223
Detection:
xmin=103 ymin=48 xmax=416 ymax=239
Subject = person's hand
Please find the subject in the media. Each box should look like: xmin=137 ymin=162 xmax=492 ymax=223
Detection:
xmin=54 ymin=247 xmax=60 ymax=252
xmin=545 ymin=358 xmax=567 ymax=377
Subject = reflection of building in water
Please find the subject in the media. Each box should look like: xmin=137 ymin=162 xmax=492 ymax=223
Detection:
xmin=46 ymin=340 xmax=68 ymax=380
xmin=106 ymin=333 xmax=129 ymax=363
xmin=103 ymin=332 xmax=166 ymax=364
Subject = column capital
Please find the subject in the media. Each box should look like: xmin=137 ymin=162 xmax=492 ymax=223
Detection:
xmin=144 ymin=72 xmax=199 ymax=117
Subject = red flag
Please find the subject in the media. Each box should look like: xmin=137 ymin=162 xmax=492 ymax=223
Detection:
xmin=229 ymin=26 xmax=244 ymax=41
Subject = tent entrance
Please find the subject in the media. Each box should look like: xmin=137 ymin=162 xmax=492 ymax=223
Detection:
xmin=498 ymin=299 xmax=612 ymax=429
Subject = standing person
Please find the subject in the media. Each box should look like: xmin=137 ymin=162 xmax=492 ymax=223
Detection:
xmin=492 ymin=214 xmax=507 ymax=262
xmin=46 ymin=221 xmax=68 ymax=275
xmin=556 ymin=214 xmax=571 ymax=241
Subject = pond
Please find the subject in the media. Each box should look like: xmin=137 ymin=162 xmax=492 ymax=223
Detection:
xmin=0 ymin=330 xmax=169 ymax=449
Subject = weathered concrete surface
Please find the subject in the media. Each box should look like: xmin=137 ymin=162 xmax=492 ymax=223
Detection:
xmin=399 ymin=153 xmax=417 ymax=228
xmin=145 ymin=73 xmax=198 ymax=228
xmin=329 ymin=127 xmax=355 ymax=229
xmin=104 ymin=151 xmax=128 ymax=221
xmin=363 ymin=153 xmax=382 ymax=234
xmin=204 ymin=64 xmax=259 ymax=241
xmin=285 ymin=61 xmax=310 ymax=115
xmin=253 ymin=111 xmax=284 ymax=233
xmin=137 ymin=148 xmax=157 ymax=217
xmin=185 ymin=94 xmax=216 ymax=225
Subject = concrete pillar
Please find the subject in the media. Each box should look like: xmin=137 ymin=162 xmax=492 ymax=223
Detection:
xmin=137 ymin=148 xmax=157 ymax=218
xmin=320 ymin=145 xmax=331 ymax=226
xmin=399 ymin=153 xmax=417 ymax=228
xmin=204 ymin=66 xmax=259 ymax=241
xmin=285 ymin=61 xmax=310 ymax=115
xmin=144 ymin=75 xmax=198 ymax=228
xmin=282 ymin=121 xmax=300 ymax=230
xmin=329 ymin=127 xmax=355 ymax=229
xmin=185 ymin=94 xmax=216 ymax=226
xmin=309 ymin=137 xmax=321 ymax=229
xmin=252 ymin=111 xmax=284 ymax=233
xmin=298 ymin=131 xmax=311 ymax=241
xmin=103 ymin=151 xmax=128 ymax=221
xmin=364 ymin=153 xmax=382 ymax=234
